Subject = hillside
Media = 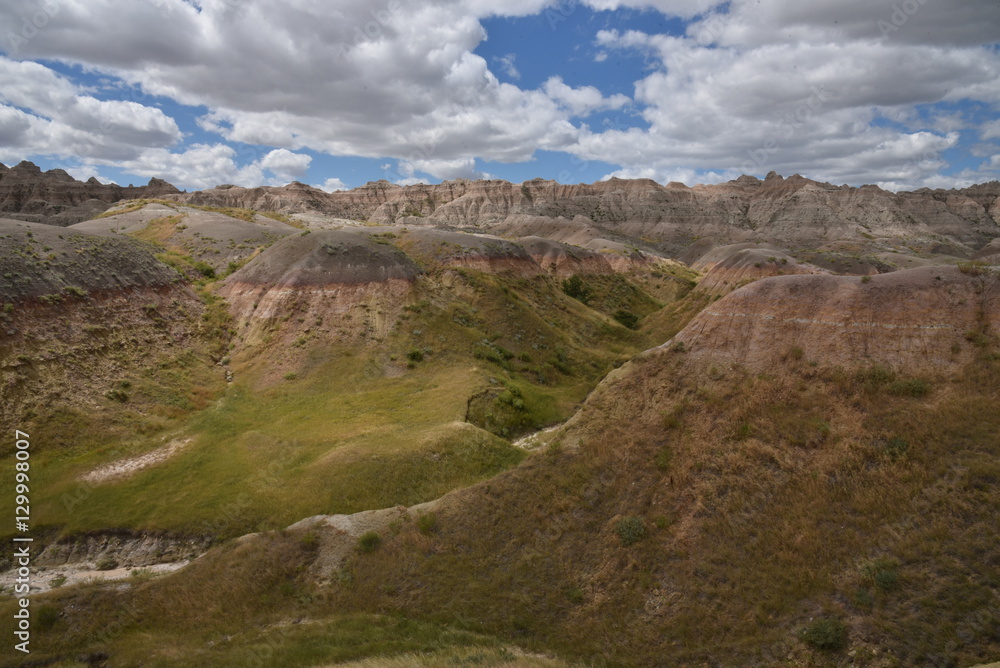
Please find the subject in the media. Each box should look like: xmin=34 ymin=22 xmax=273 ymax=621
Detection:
xmin=0 ymin=182 xmax=997 ymax=667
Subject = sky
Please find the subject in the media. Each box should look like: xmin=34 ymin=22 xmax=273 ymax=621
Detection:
xmin=0 ymin=0 xmax=998 ymax=193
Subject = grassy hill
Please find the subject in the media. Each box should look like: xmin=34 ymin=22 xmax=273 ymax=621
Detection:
xmin=2 ymin=203 xmax=997 ymax=668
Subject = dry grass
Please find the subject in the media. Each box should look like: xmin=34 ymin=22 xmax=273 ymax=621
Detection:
xmin=321 ymin=349 xmax=1000 ymax=667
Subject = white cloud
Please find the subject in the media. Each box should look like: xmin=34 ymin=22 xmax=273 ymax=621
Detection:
xmin=81 ymin=143 xmax=313 ymax=191
xmin=494 ymin=53 xmax=520 ymax=80
xmin=0 ymin=56 xmax=181 ymax=162
xmin=0 ymin=0 xmax=997 ymax=190
xmin=981 ymin=119 xmax=1000 ymax=141
xmin=0 ymin=0 xmax=593 ymax=178
xmin=582 ymin=0 xmax=725 ymax=19
xmin=315 ymin=177 xmax=348 ymax=192
xmin=543 ymin=76 xmax=630 ymax=116
xmin=259 ymin=148 xmax=311 ymax=183
xmin=581 ymin=3 xmax=1000 ymax=187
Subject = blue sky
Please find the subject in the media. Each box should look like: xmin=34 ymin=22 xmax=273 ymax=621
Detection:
xmin=0 ymin=0 xmax=998 ymax=192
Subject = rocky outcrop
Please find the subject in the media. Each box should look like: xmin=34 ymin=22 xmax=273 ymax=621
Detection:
xmin=688 ymin=243 xmax=828 ymax=298
xmin=164 ymin=173 xmax=1000 ymax=259
xmin=0 ymin=161 xmax=180 ymax=225
xmin=669 ymin=265 xmax=1000 ymax=371
xmin=219 ymin=230 xmax=422 ymax=355
xmin=73 ymin=202 xmax=298 ymax=272
xmin=0 ymin=219 xmax=181 ymax=302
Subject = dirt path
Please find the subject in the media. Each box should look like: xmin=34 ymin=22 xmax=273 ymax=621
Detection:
xmin=81 ymin=437 xmax=193 ymax=484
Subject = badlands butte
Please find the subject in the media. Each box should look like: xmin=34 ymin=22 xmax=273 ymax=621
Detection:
xmin=0 ymin=163 xmax=998 ymax=667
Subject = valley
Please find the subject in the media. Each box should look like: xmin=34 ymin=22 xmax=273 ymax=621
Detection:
xmin=0 ymin=167 xmax=998 ymax=667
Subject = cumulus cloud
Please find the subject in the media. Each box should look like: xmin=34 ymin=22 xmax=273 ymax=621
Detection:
xmin=258 ymin=148 xmax=311 ymax=183
xmin=315 ymin=177 xmax=348 ymax=192
xmin=0 ymin=0 xmax=997 ymax=189
xmin=582 ymin=1 xmax=1000 ymax=189
xmin=82 ymin=143 xmax=314 ymax=191
xmin=0 ymin=0 xmax=593 ymax=180
xmin=0 ymin=56 xmax=180 ymax=162
xmin=543 ymin=77 xmax=630 ymax=116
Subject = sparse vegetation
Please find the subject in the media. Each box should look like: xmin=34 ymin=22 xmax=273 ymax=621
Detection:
xmin=417 ymin=513 xmax=438 ymax=535
xmin=616 ymin=516 xmax=646 ymax=546
xmin=801 ymin=617 xmax=847 ymax=651
xmin=357 ymin=531 xmax=382 ymax=553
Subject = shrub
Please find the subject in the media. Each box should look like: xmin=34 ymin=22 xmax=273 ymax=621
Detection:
xmin=357 ymin=531 xmax=382 ymax=553
xmin=95 ymin=557 xmax=118 ymax=571
xmin=861 ymin=275 xmax=872 ymax=283
xmin=104 ymin=389 xmax=129 ymax=403
xmin=654 ymin=445 xmax=673 ymax=471
xmin=36 ymin=604 xmax=59 ymax=631
xmin=561 ymin=274 xmax=592 ymax=304
xmin=192 ymin=260 xmax=216 ymax=278
xmin=49 ymin=575 xmax=67 ymax=589
xmin=789 ymin=346 xmax=804 ymax=361
xmin=2 ymin=303 xmax=12 ymax=314
xmin=801 ymin=617 xmax=847 ymax=651
xmin=883 ymin=437 xmax=910 ymax=460
xmin=958 ymin=261 xmax=986 ymax=275
xmin=283 ymin=372 xmax=298 ymax=381
xmin=617 ymin=516 xmax=646 ymax=546
xmin=856 ymin=364 xmax=895 ymax=391
xmin=417 ymin=513 xmax=438 ymax=535
xmin=888 ymin=378 xmax=930 ymax=398
xmin=613 ymin=309 xmax=639 ymax=329
xmin=861 ymin=557 xmax=900 ymax=593
xmin=853 ymin=587 xmax=874 ymax=610
xmin=965 ymin=330 xmax=989 ymax=347
xmin=407 ymin=348 xmax=424 ymax=363
xmin=64 ymin=285 xmax=89 ymax=298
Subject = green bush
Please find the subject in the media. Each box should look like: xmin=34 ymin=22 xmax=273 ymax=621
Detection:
xmin=36 ymin=604 xmax=59 ymax=631
xmin=883 ymin=437 xmax=909 ymax=460
xmin=357 ymin=531 xmax=382 ymax=553
xmin=856 ymin=364 xmax=895 ymax=391
xmin=95 ymin=557 xmax=118 ymax=571
xmin=617 ymin=516 xmax=646 ymax=546
xmin=801 ymin=617 xmax=847 ymax=651
xmin=613 ymin=309 xmax=639 ymax=329
xmin=561 ymin=274 xmax=592 ymax=304
xmin=63 ymin=285 xmax=89 ymax=298
xmin=417 ymin=513 xmax=438 ymax=535
xmin=888 ymin=378 xmax=930 ymax=398
xmin=407 ymin=349 xmax=425 ymax=363
xmin=192 ymin=260 xmax=216 ymax=278
xmin=654 ymin=445 xmax=673 ymax=471
xmin=861 ymin=557 xmax=900 ymax=593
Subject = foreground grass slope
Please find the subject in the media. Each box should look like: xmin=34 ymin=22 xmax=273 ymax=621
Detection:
xmin=14 ymin=328 xmax=998 ymax=667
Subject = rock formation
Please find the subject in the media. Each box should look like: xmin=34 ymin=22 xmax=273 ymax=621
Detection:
xmin=162 ymin=173 xmax=1000 ymax=258
xmin=0 ymin=161 xmax=180 ymax=225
